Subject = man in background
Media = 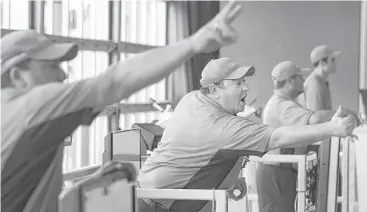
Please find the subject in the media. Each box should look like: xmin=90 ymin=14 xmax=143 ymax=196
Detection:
xmin=304 ymin=45 xmax=340 ymax=110
xmin=256 ymin=61 xmax=360 ymax=212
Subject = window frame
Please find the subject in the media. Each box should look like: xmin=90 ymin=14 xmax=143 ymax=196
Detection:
xmin=1 ymin=0 xmax=170 ymax=171
xmin=1 ymin=0 xmax=168 ymax=114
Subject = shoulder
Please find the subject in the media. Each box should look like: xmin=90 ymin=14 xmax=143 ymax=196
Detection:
xmin=265 ymin=95 xmax=298 ymax=112
xmin=304 ymin=74 xmax=323 ymax=90
xmin=24 ymin=82 xmax=96 ymax=127
xmin=178 ymin=90 xmax=200 ymax=104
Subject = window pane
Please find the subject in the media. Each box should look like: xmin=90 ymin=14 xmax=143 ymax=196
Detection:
xmin=121 ymin=0 xmax=166 ymax=46
xmin=44 ymin=0 xmax=108 ymax=40
xmin=1 ymin=0 xmax=29 ymax=30
xmin=1 ymin=0 xmax=10 ymax=28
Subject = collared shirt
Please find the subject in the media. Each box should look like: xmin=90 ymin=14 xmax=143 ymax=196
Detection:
xmin=138 ymin=90 xmax=275 ymax=211
xmin=304 ymin=73 xmax=332 ymax=110
xmin=262 ymin=94 xmax=314 ymax=165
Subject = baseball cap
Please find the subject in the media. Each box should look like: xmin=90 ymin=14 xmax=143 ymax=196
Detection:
xmin=1 ymin=30 xmax=79 ymax=75
xmin=271 ymin=61 xmax=311 ymax=82
xmin=200 ymin=57 xmax=255 ymax=87
xmin=310 ymin=45 xmax=341 ymax=64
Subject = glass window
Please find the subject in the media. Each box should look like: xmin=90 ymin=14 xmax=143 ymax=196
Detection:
xmin=121 ymin=0 xmax=166 ymax=46
xmin=44 ymin=0 xmax=109 ymax=40
xmin=1 ymin=0 xmax=29 ymax=30
xmin=2 ymin=0 xmax=168 ymax=171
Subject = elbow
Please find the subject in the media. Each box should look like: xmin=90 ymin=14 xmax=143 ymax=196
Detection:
xmin=267 ymin=127 xmax=299 ymax=151
xmin=267 ymin=129 xmax=284 ymax=151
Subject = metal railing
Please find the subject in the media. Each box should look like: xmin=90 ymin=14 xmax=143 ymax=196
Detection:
xmin=62 ymin=152 xmax=315 ymax=212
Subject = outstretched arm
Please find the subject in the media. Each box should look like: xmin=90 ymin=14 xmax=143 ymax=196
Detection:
xmin=90 ymin=1 xmax=243 ymax=109
xmin=267 ymin=106 xmax=355 ymax=151
xmin=25 ymin=1 xmax=244 ymax=124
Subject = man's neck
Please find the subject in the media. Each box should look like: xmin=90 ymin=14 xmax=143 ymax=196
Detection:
xmin=274 ymin=89 xmax=297 ymax=100
xmin=314 ymin=67 xmax=329 ymax=81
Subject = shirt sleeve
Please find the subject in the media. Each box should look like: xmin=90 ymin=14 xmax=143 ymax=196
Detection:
xmin=304 ymin=79 xmax=325 ymax=111
xmin=25 ymin=81 xmax=101 ymax=128
xmin=279 ymin=99 xmax=315 ymax=125
xmin=24 ymin=64 xmax=132 ymax=128
xmin=218 ymin=116 xmax=275 ymax=154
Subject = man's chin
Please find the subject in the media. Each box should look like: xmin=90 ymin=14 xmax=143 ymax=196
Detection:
xmin=236 ymin=105 xmax=246 ymax=113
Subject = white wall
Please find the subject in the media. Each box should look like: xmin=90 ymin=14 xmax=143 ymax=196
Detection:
xmin=221 ymin=1 xmax=361 ymax=111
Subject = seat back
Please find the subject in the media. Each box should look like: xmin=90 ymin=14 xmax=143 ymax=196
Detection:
xmin=59 ymin=161 xmax=137 ymax=212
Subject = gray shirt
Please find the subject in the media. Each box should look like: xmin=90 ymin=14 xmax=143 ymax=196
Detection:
xmin=262 ymin=94 xmax=314 ymax=165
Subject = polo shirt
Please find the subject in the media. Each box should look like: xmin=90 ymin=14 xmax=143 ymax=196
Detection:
xmin=138 ymin=90 xmax=275 ymax=211
xmin=262 ymin=94 xmax=314 ymax=159
xmin=1 ymin=68 xmax=125 ymax=212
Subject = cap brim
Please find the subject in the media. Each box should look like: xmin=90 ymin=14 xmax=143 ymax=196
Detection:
xmin=298 ymin=68 xmax=312 ymax=76
xmin=331 ymin=50 xmax=341 ymax=58
xmin=225 ymin=66 xmax=255 ymax=80
xmin=30 ymin=43 xmax=79 ymax=62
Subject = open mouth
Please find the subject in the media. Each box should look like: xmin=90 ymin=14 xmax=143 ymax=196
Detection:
xmin=240 ymin=96 xmax=246 ymax=103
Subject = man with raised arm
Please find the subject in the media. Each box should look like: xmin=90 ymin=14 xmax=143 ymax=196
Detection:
xmin=1 ymin=2 xmax=243 ymax=212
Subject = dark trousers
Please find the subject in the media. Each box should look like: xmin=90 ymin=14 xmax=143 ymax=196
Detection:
xmin=256 ymin=164 xmax=298 ymax=212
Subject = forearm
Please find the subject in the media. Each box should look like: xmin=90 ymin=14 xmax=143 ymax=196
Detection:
xmin=108 ymin=38 xmax=195 ymax=99
xmin=87 ymin=38 xmax=196 ymax=108
xmin=309 ymin=110 xmax=335 ymax=124
xmin=267 ymin=123 xmax=334 ymax=151
xmin=81 ymin=38 xmax=196 ymax=110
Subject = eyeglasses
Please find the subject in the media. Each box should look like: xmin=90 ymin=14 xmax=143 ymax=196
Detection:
xmin=222 ymin=79 xmax=247 ymax=87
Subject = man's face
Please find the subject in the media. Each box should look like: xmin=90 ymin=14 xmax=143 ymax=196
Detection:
xmin=17 ymin=59 xmax=67 ymax=88
xmin=216 ymin=77 xmax=250 ymax=114
xmin=321 ymin=56 xmax=337 ymax=75
xmin=290 ymin=75 xmax=305 ymax=96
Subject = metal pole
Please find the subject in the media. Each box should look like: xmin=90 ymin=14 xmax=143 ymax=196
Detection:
xmin=341 ymin=140 xmax=350 ymax=212
xmin=107 ymin=0 xmax=122 ymax=133
xmin=297 ymin=156 xmax=306 ymax=212
xmin=359 ymin=0 xmax=367 ymax=114
xmin=215 ymin=190 xmax=228 ymax=212
xmin=29 ymin=0 xmax=45 ymax=33
xmin=326 ymin=137 xmax=341 ymax=212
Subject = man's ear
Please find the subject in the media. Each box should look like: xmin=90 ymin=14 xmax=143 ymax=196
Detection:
xmin=209 ymin=84 xmax=220 ymax=98
xmin=286 ymin=77 xmax=293 ymax=85
xmin=9 ymin=67 xmax=27 ymax=88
